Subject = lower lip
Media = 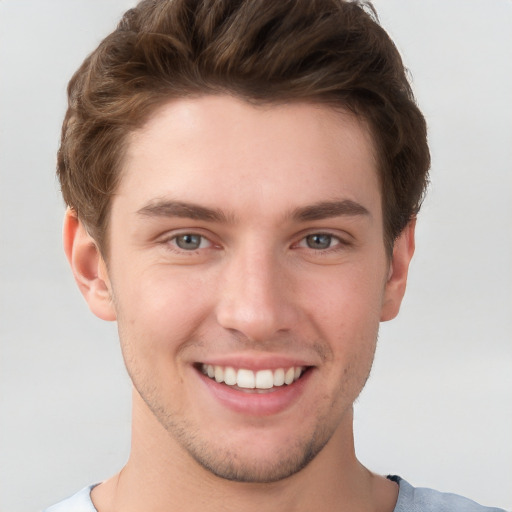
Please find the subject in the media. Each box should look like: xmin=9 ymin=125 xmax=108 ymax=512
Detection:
xmin=196 ymin=368 xmax=312 ymax=416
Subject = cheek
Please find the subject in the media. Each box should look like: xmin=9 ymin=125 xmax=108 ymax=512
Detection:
xmin=112 ymin=266 xmax=215 ymax=363
xmin=305 ymin=262 xmax=386 ymax=326
xmin=303 ymin=264 xmax=384 ymax=369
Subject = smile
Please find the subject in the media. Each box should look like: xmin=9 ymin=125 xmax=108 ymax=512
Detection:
xmin=200 ymin=364 xmax=306 ymax=391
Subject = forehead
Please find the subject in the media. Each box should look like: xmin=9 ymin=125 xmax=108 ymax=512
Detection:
xmin=115 ymin=95 xmax=381 ymax=221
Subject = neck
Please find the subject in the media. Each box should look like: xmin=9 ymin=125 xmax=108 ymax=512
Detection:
xmin=92 ymin=390 xmax=397 ymax=512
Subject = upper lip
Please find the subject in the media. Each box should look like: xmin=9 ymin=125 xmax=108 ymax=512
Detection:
xmin=195 ymin=353 xmax=317 ymax=371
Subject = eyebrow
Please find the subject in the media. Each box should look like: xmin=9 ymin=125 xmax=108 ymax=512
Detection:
xmin=291 ymin=200 xmax=370 ymax=221
xmin=136 ymin=198 xmax=370 ymax=223
xmin=137 ymin=200 xmax=229 ymax=222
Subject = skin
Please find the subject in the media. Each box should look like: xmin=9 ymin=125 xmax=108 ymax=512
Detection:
xmin=64 ymin=95 xmax=415 ymax=512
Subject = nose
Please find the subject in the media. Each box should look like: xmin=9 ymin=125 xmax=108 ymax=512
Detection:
xmin=215 ymin=243 xmax=299 ymax=343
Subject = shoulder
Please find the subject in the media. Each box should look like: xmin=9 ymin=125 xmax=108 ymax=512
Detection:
xmin=42 ymin=485 xmax=98 ymax=512
xmin=392 ymin=476 xmax=508 ymax=512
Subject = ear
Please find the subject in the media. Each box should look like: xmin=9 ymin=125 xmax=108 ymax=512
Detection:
xmin=380 ymin=219 xmax=416 ymax=322
xmin=63 ymin=208 xmax=116 ymax=321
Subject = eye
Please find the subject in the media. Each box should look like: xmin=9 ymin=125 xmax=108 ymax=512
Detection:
xmin=172 ymin=234 xmax=210 ymax=251
xmin=301 ymin=233 xmax=339 ymax=250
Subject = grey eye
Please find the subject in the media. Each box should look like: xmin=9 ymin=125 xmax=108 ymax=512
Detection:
xmin=175 ymin=234 xmax=203 ymax=250
xmin=305 ymin=234 xmax=333 ymax=250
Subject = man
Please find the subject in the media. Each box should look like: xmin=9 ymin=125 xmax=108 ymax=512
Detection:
xmin=43 ymin=1 xmax=505 ymax=511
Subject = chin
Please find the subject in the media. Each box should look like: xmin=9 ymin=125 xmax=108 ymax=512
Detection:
xmin=158 ymin=411 xmax=337 ymax=484
xmin=186 ymin=435 xmax=327 ymax=483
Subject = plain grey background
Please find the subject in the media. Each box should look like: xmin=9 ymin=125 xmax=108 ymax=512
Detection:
xmin=0 ymin=1 xmax=511 ymax=511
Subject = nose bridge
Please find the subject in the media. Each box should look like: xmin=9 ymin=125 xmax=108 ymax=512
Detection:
xmin=215 ymin=237 xmax=296 ymax=341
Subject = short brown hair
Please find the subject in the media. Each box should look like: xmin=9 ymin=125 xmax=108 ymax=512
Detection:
xmin=58 ymin=0 xmax=430 ymax=254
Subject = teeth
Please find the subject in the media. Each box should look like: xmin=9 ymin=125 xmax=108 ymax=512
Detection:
xmin=214 ymin=366 xmax=224 ymax=383
xmin=237 ymin=369 xmax=255 ymax=389
xmin=201 ymin=364 xmax=305 ymax=389
xmin=255 ymin=369 xmax=273 ymax=389
xmin=224 ymin=366 xmax=237 ymax=386
xmin=273 ymin=368 xmax=285 ymax=386
xmin=284 ymin=367 xmax=295 ymax=385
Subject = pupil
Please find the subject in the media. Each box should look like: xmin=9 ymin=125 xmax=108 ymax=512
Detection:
xmin=177 ymin=234 xmax=201 ymax=250
xmin=307 ymin=234 xmax=331 ymax=249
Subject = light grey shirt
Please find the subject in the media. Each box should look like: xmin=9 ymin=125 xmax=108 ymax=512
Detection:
xmin=43 ymin=477 xmax=507 ymax=512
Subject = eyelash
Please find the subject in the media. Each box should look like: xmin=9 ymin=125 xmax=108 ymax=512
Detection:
xmin=162 ymin=232 xmax=213 ymax=253
xmin=295 ymin=233 xmax=347 ymax=252
xmin=160 ymin=231 xmax=350 ymax=255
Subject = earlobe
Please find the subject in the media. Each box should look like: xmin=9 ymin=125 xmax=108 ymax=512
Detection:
xmin=380 ymin=219 xmax=416 ymax=322
xmin=63 ymin=209 xmax=116 ymax=321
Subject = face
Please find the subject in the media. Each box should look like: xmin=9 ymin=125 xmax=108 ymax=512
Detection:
xmin=71 ymin=95 xmax=413 ymax=483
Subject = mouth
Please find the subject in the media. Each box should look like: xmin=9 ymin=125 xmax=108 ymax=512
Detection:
xmin=192 ymin=357 xmax=315 ymax=415
xmin=197 ymin=363 xmax=308 ymax=393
